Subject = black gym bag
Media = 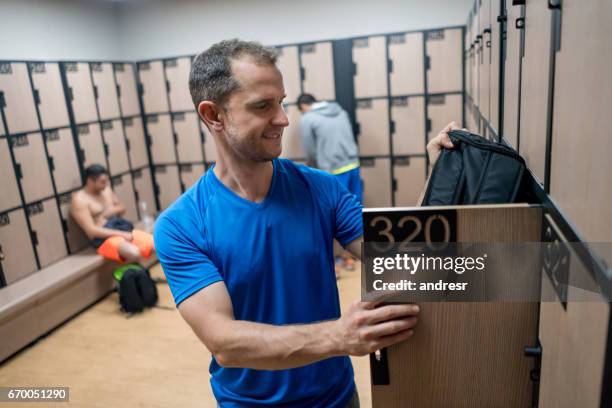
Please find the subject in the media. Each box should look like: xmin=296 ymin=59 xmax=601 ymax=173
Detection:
xmin=116 ymin=265 xmax=158 ymax=314
xmin=422 ymin=130 xmax=526 ymax=206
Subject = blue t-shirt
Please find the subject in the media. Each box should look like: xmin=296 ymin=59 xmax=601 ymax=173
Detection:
xmin=154 ymin=158 xmax=363 ymax=408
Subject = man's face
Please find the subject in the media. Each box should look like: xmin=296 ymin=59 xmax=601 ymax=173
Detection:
xmin=220 ymin=57 xmax=289 ymax=162
xmin=88 ymin=174 xmax=109 ymax=193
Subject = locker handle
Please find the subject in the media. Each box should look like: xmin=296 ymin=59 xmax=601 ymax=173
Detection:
xmin=61 ymin=218 xmax=69 ymax=233
xmin=68 ymin=87 xmax=74 ymax=101
xmin=486 ymin=41 xmax=491 ymax=48
xmin=387 ymin=59 xmax=393 ymax=73
xmin=0 ymin=91 xmax=5 ymax=108
xmin=547 ymin=0 xmax=561 ymax=9
xmin=497 ymin=15 xmax=507 ymax=23
xmin=31 ymin=230 xmax=39 ymax=246
xmin=33 ymin=89 xmax=41 ymax=105
xmin=512 ymin=0 xmax=526 ymax=5
xmin=166 ymin=80 xmax=170 ymax=92
xmin=15 ymin=163 xmax=23 ymax=180
xmin=524 ymin=345 xmax=542 ymax=357
xmin=390 ymin=120 xmax=396 ymax=135
xmin=515 ymin=17 xmax=525 ymax=30
xmin=125 ymin=138 xmax=131 ymax=151
xmin=103 ymin=143 xmax=110 ymax=157
xmin=483 ymin=28 xmax=491 ymax=34
xmin=48 ymin=156 xmax=55 ymax=171
xmin=116 ymin=84 xmax=121 ymax=97
xmin=93 ymin=85 xmax=99 ymax=100
xmin=80 ymin=148 xmax=86 ymax=163
xmin=0 ymin=244 xmax=4 ymax=261
xmin=300 ymin=67 xmax=305 ymax=81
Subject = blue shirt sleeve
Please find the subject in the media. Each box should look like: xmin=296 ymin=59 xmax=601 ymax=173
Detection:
xmin=333 ymin=178 xmax=363 ymax=246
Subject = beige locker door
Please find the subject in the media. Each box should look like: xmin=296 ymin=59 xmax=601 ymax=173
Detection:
xmin=489 ymin=0 xmax=501 ymax=134
xmin=502 ymin=3 xmax=523 ymax=149
xmin=518 ymin=0 xmax=552 ymax=184
xmin=426 ymin=28 xmax=463 ymax=94
xmin=361 ymin=158 xmax=391 ymax=208
xmin=0 ymin=62 xmax=39 ymax=134
xmin=353 ymin=36 xmax=388 ymax=99
xmin=427 ymin=94 xmax=462 ymax=142
xmin=549 ymin=0 xmax=612 ymax=243
xmin=27 ymin=199 xmax=67 ymax=268
xmin=0 ymin=209 xmax=37 ymax=284
xmin=11 ymin=133 xmax=54 ymax=204
xmin=154 ymin=165 xmax=181 ymax=210
xmin=133 ymin=168 xmax=156 ymax=214
xmin=276 ymin=46 xmax=301 ymax=104
xmin=393 ymin=157 xmax=426 ymax=206
xmin=114 ymin=63 xmax=140 ymax=117
xmin=479 ymin=0 xmax=492 ymax=124
xmin=146 ymin=114 xmax=176 ymax=165
xmin=77 ymin=123 xmax=106 ymax=168
xmin=112 ymin=174 xmax=138 ymax=222
xmin=390 ymin=96 xmax=425 ymax=156
xmin=180 ymin=163 xmax=205 ymax=190
xmin=389 ymin=32 xmax=424 ymax=96
xmin=64 ymin=62 xmax=98 ymax=125
xmin=58 ymin=193 xmax=88 ymax=253
xmin=45 ymin=128 xmax=80 ymax=194
xmin=356 ymin=99 xmax=390 ymax=156
xmin=29 ymin=62 xmax=70 ymax=129
xmin=0 ymin=138 xmax=22 ymax=212
xmin=165 ymin=57 xmax=193 ymax=112
xmin=102 ymin=120 xmax=129 ymax=176
xmin=300 ymin=42 xmax=335 ymax=101
xmin=174 ymin=112 xmax=203 ymax=163
xmin=91 ymin=62 xmax=120 ymax=121
xmin=280 ymin=104 xmax=304 ymax=160
xmin=201 ymin=122 xmax=219 ymax=162
xmin=138 ymin=61 xmax=169 ymax=114
xmin=123 ymin=117 xmax=148 ymax=169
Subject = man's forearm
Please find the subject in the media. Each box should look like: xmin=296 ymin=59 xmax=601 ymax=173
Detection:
xmin=91 ymin=226 xmax=129 ymax=240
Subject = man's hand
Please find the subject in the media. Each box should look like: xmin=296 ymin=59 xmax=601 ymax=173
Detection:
xmin=427 ymin=121 xmax=460 ymax=168
xmin=119 ymin=231 xmax=133 ymax=241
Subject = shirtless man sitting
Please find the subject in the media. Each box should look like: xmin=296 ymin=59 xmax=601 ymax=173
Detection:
xmin=70 ymin=164 xmax=153 ymax=264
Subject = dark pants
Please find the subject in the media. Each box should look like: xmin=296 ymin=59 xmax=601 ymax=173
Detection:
xmin=90 ymin=217 xmax=134 ymax=248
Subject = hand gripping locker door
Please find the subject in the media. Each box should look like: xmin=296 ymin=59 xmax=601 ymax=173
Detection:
xmin=360 ymin=158 xmax=391 ymax=208
xmin=502 ymin=1 xmax=524 ymax=149
xmin=76 ymin=123 xmax=107 ymax=169
xmin=26 ymin=199 xmax=67 ymax=268
xmin=173 ymin=112 xmax=204 ymax=163
xmin=352 ymin=36 xmax=388 ymax=99
xmin=44 ymin=128 xmax=81 ymax=194
xmin=0 ymin=62 xmax=39 ymax=135
xmin=10 ymin=133 xmax=55 ymax=204
xmin=29 ymin=62 xmax=70 ymax=130
xmin=63 ymin=62 xmax=99 ymax=125
xmin=133 ymin=168 xmax=156 ymax=216
xmin=91 ymin=62 xmax=120 ymax=121
xmin=111 ymin=174 xmax=138 ymax=222
xmin=356 ymin=99 xmax=390 ymax=156
xmin=164 ymin=58 xmax=193 ymax=112
xmin=388 ymin=32 xmax=424 ymax=97
xmin=146 ymin=114 xmax=177 ymax=165
xmin=138 ymin=61 xmax=169 ymax=114
xmin=123 ymin=117 xmax=148 ymax=169
xmin=180 ymin=164 xmax=206 ymax=190
xmin=426 ymin=94 xmax=462 ymax=142
xmin=280 ymin=104 xmax=305 ymax=160
xmin=0 ymin=209 xmax=37 ymax=284
xmin=154 ymin=165 xmax=181 ymax=211
xmin=392 ymin=156 xmax=426 ymax=206
xmin=114 ymin=63 xmax=140 ymax=117
xmin=275 ymin=46 xmax=301 ymax=104
xmin=300 ymin=42 xmax=335 ymax=101
xmin=426 ymin=28 xmax=463 ymax=94
xmin=58 ymin=193 xmax=88 ymax=254
xmin=390 ymin=96 xmax=426 ymax=156
xmin=0 ymin=138 xmax=22 ymax=212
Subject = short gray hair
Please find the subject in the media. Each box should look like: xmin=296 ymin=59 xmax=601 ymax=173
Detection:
xmin=189 ymin=39 xmax=278 ymax=109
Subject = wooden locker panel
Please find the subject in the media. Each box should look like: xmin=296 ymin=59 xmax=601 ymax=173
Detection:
xmin=77 ymin=123 xmax=106 ymax=169
xmin=58 ymin=193 xmax=88 ymax=254
xmin=426 ymin=28 xmax=463 ymax=94
xmin=550 ymin=0 xmax=612 ymax=242
xmin=45 ymin=128 xmax=80 ymax=194
xmin=276 ymin=46 xmax=301 ymax=104
xmin=154 ymin=165 xmax=181 ymax=211
xmin=280 ymin=104 xmax=304 ymax=160
xmin=133 ymin=168 xmax=156 ymax=214
xmin=112 ymin=174 xmax=138 ymax=222
xmin=502 ymin=3 xmax=523 ymax=148
xmin=64 ymin=62 xmax=98 ymax=125
xmin=356 ymin=99 xmax=390 ymax=156
xmin=91 ymin=62 xmax=120 ymax=121
xmin=427 ymin=94 xmax=462 ymax=142
xmin=102 ymin=120 xmax=129 ymax=176
xmin=123 ymin=117 xmax=148 ymax=169
xmin=11 ymin=133 xmax=54 ymax=204
xmin=27 ymin=199 xmax=67 ymax=268
xmin=353 ymin=36 xmax=388 ymax=99
xmin=393 ymin=157 xmax=426 ymax=206
xmin=165 ymin=57 xmax=193 ymax=112
xmin=138 ymin=61 xmax=169 ymax=114
xmin=390 ymin=96 xmax=425 ymax=156
xmin=201 ymin=122 xmax=218 ymax=162
xmin=114 ymin=63 xmax=140 ymax=117
xmin=146 ymin=114 xmax=176 ymax=165
xmin=489 ymin=0 xmax=501 ymax=134
xmin=0 ymin=138 xmax=21 ymax=212
xmin=389 ymin=32 xmax=424 ymax=96
xmin=361 ymin=158 xmax=391 ymax=208
xmin=0 ymin=209 xmax=37 ymax=284
xmin=180 ymin=163 xmax=205 ymax=190
xmin=0 ymin=62 xmax=39 ymax=134
xmin=479 ymin=0 xmax=492 ymax=124
xmin=300 ymin=42 xmax=335 ymax=101
xmin=29 ymin=62 xmax=70 ymax=130
xmin=174 ymin=112 xmax=203 ymax=163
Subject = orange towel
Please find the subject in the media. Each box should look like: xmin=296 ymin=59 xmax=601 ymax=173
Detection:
xmin=96 ymin=230 xmax=154 ymax=263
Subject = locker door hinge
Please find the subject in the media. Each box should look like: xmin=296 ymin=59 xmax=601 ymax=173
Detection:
xmin=31 ymin=230 xmax=39 ymax=246
xmin=425 ymin=55 xmax=431 ymax=70
xmin=116 ymin=84 xmax=121 ymax=97
xmin=48 ymin=156 xmax=55 ymax=172
xmin=93 ymin=85 xmax=99 ymax=100
xmin=390 ymin=120 xmax=396 ymax=135
xmin=15 ymin=163 xmax=23 ymax=180
xmin=103 ymin=143 xmax=110 ymax=157
xmin=0 ymin=91 xmax=5 ymax=108
xmin=33 ymin=89 xmax=41 ymax=105
xmin=387 ymin=59 xmax=393 ymax=73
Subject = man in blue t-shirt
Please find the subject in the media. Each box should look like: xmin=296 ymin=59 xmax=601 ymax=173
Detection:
xmin=154 ymin=39 xmax=455 ymax=408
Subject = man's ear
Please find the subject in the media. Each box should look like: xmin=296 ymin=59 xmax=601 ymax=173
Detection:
xmin=198 ymin=101 xmax=223 ymax=132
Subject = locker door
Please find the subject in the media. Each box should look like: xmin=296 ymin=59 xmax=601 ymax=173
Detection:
xmin=201 ymin=122 xmax=218 ymax=162
xmin=58 ymin=193 xmax=88 ymax=254
xmin=280 ymin=104 xmax=304 ymax=160
xmin=356 ymin=99 xmax=390 ymax=156
xmin=0 ymin=62 xmax=39 ymax=134
xmin=489 ymin=0 xmax=501 ymax=135
xmin=393 ymin=156 xmax=426 ymax=206
xmin=353 ymin=36 xmax=388 ymax=99
xmin=11 ymin=133 xmax=54 ymax=204
xmin=102 ymin=120 xmax=129 ymax=176
xmin=502 ymin=2 xmax=524 ymax=148
xmin=91 ymin=62 xmax=120 ymax=121
xmin=472 ymin=7 xmax=481 ymax=114
xmin=45 ymin=128 xmax=80 ymax=194
xmin=138 ymin=61 xmax=169 ymax=114
xmin=147 ymin=114 xmax=176 ymax=165
xmin=426 ymin=28 xmax=463 ymax=94
xmin=112 ymin=174 xmax=138 ymax=222
xmin=123 ymin=117 xmax=148 ymax=169
xmin=174 ymin=112 xmax=203 ymax=163
xmin=427 ymin=94 xmax=462 ymax=142
xmin=64 ymin=62 xmax=98 ymax=125
xmin=114 ymin=63 xmax=140 ymax=117
xmin=300 ymin=42 xmax=335 ymax=101
xmin=479 ymin=0 xmax=492 ymax=124
xmin=389 ymin=32 xmax=424 ymax=96
xmin=29 ymin=62 xmax=70 ymax=129
xmin=133 ymin=168 xmax=156 ymax=214
xmin=77 ymin=123 xmax=106 ymax=168
xmin=0 ymin=138 xmax=22 ymax=212
xmin=390 ymin=96 xmax=425 ymax=156
xmin=180 ymin=163 xmax=205 ymax=190
xmin=0 ymin=209 xmax=37 ymax=284
xmin=276 ymin=46 xmax=301 ymax=104
xmin=361 ymin=158 xmax=391 ymax=208
xmin=154 ymin=165 xmax=181 ymax=210
xmin=165 ymin=57 xmax=193 ymax=112
xmin=27 ymin=199 xmax=67 ymax=268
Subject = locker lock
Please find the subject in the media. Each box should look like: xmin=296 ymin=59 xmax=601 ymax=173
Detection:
xmin=548 ymin=0 xmax=561 ymax=10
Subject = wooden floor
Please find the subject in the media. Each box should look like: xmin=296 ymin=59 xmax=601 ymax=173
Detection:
xmin=0 ymin=263 xmax=371 ymax=407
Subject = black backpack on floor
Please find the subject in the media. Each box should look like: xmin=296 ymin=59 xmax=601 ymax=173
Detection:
xmin=116 ymin=265 xmax=158 ymax=313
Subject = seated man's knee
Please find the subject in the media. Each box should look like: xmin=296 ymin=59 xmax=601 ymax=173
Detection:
xmin=118 ymin=242 xmax=142 ymax=263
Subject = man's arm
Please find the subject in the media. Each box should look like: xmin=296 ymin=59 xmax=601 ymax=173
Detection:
xmin=178 ymin=280 xmax=419 ymax=370
xmin=70 ymin=194 xmax=131 ymax=240
xmin=103 ymin=188 xmax=126 ymax=218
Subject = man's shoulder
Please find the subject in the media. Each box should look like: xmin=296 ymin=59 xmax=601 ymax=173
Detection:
xmin=277 ymin=159 xmax=338 ymax=191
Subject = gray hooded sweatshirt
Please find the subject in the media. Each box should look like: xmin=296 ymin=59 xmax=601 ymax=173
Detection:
xmin=299 ymin=101 xmax=359 ymax=173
